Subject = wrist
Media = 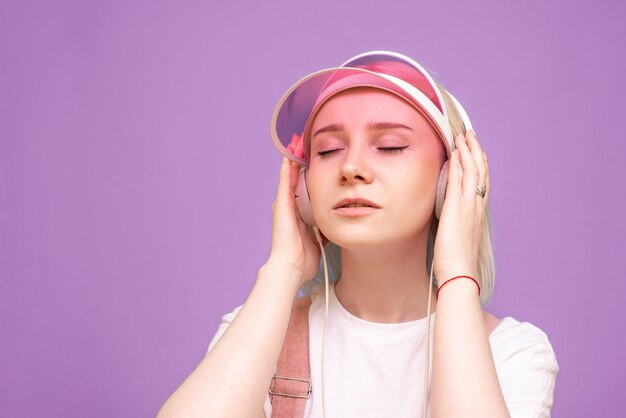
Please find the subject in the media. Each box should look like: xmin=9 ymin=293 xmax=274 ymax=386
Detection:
xmin=435 ymin=267 xmax=477 ymax=286
xmin=260 ymin=259 xmax=306 ymax=290
xmin=436 ymin=275 xmax=481 ymax=300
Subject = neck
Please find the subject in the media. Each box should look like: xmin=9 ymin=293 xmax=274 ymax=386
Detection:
xmin=333 ymin=231 xmax=437 ymax=323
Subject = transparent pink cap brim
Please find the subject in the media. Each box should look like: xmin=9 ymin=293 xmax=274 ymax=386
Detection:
xmin=270 ymin=67 xmax=453 ymax=167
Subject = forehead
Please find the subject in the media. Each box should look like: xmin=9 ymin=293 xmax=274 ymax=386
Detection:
xmin=310 ymin=87 xmax=430 ymax=128
xmin=306 ymin=86 xmax=445 ymax=160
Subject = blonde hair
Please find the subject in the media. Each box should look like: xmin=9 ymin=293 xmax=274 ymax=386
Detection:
xmin=300 ymin=83 xmax=496 ymax=306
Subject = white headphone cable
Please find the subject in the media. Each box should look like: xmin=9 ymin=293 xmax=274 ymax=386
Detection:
xmin=422 ymin=258 xmax=435 ymax=418
xmin=312 ymin=226 xmax=330 ymax=418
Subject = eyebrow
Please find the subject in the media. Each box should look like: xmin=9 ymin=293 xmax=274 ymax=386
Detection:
xmin=311 ymin=121 xmax=414 ymax=139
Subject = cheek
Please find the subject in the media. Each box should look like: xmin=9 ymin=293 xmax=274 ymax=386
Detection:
xmin=306 ymin=168 xmax=327 ymax=211
xmin=397 ymin=160 xmax=440 ymax=206
xmin=306 ymin=171 xmax=339 ymax=239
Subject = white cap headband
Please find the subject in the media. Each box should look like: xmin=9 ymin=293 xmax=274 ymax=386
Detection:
xmin=271 ymin=50 xmax=473 ymax=166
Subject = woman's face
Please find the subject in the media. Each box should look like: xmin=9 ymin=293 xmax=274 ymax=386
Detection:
xmin=307 ymin=87 xmax=446 ymax=249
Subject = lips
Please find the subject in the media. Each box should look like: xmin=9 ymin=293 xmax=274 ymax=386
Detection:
xmin=333 ymin=197 xmax=380 ymax=209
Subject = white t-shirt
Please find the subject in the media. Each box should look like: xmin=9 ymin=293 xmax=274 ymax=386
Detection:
xmin=207 ymin=285 xmax=559 ymax=417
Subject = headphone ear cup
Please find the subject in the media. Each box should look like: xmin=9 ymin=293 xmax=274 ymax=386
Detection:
xmin=294 ymin=167 xmax=316 ymax=227
xmin=435 ymin=160 xmax=449 ymax=220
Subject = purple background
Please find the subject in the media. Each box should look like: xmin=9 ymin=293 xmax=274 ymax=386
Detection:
xmin=1 ymin=1 xmax=624 ymax=417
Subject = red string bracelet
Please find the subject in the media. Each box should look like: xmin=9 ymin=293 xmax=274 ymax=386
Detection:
xmin=436 ymin=275 xmax=481 ymax=300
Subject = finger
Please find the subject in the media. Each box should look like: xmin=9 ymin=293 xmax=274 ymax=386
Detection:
xmin=464 ymin=131 xmax=488 ymax=210
xmin=466 ymin=130 xmax=487 ymax=188
xmin=455 ymin=133 xmax=479 ymax=200
xmin=483 ymin=151 xmax=490 ymax=203
xmin=290 ymin=161 xmax=300 ymax=195
xmin=276 ymin=157 xmax=289 ymax=194
xmin=276 ymin=157 xmax=294 ymax=208
xmin=445 ymin=147 xmax=462 ymax=203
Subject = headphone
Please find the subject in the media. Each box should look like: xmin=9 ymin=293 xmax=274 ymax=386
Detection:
xmin=271 ymin=51 xmax=474 ymax=228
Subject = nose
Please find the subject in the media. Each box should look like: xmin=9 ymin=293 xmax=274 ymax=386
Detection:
xmin=339 ymin=142 xmax=373 ymax=185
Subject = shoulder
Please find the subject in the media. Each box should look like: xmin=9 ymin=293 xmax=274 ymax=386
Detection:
xmin=483 ymin=311 xmax=553 ymax=353
xmin=487 ymin=314 xmax=558 ymax=362
xmin=486 ymin=314 xmax=560 ymax=416
xmin=206 ymin=297 xmax=310 ymax=355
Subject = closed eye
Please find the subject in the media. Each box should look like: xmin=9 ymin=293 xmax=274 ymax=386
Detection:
xmin=317 ymin=146 xmax=408 ymax=158
xmin=378 ymin=146 xmax=409 ymax=153
xmin=317 ymin=148 xmax=343 ymax=157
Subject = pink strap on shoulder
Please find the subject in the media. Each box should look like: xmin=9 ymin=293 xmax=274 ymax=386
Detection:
xmin=269 ymin=296 xmax=313 ymax=418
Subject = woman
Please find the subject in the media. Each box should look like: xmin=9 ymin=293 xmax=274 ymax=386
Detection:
xmin=157 ymin=51 xmax=559 ymax=418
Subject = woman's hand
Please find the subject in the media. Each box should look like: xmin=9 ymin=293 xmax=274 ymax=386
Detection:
xmin=266 ymin=157 xmax=322 ymax=288
xmin=433 ymin=130 xmax=490 ymax=286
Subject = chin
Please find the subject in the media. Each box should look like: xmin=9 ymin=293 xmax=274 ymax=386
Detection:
xmin=319 ymin=218 xmax=431 ymax=251
xmin=322 ymin=226 xmax=400 ymax=249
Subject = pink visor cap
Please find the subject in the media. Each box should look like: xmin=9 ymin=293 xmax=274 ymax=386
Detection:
xmin=270 ymin=50 xmax=474 ymax=167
